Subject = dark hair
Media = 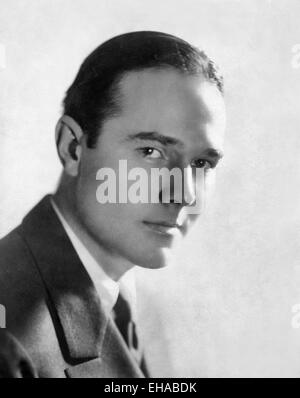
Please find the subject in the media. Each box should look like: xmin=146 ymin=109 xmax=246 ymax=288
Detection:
xmin=63 ymin=31 xmax=224 ymax=148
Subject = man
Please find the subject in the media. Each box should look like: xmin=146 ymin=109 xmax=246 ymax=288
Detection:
xmin=0 ymin=31 xmax=226 ymax=377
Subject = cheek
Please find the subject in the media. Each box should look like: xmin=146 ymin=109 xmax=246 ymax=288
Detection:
xmin=204 ymin=171 xmax=216 ymax=196
xmin=78 ymin=159 xmax=100 ymax=200
xmin=78 ymin=174 xmax=98 ymax=210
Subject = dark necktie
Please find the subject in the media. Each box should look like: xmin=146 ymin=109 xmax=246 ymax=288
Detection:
xmin=113 ymin=291 xmax=143 ymax=367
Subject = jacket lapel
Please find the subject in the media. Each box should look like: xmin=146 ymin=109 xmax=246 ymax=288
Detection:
xmin=20 ymin=195 xmax=144 ymax=378
xmin=66 ymin=318 xmax=144 ymax=378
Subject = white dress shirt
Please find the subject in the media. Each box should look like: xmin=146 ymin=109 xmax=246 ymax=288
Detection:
xmin=50 ymin=197 xmax=136 ymax=318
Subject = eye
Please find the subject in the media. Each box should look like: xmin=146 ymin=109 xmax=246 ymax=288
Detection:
xmin=191 ymin=159 xmax=212 ymax=169
xmin=138 ymin=147 xmax=164 ymax=159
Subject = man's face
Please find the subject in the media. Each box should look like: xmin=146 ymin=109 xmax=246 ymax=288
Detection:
xmin=75 ymin=68 xmax=226 ymax=269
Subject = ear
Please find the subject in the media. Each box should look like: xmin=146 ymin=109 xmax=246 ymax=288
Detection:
xmin=55 ymin=115 xmax=83 ymax=177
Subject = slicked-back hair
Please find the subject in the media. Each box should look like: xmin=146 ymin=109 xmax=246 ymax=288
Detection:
xmin=63 ymin=31 xmax=224 ymax=148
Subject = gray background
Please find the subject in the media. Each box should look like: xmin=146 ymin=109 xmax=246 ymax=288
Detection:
xmin=0 ymin=0 xmax=300 ymax=377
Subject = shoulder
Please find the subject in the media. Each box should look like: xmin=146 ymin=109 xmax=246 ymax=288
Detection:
xmin=0 ymin=226 xmax=36 ymax=287
xmin=0 ymin=226 xmax=46 ymax=334
xmin=0 ymin=226 xmax=31 ymax=268
xmin=0 ymin=226 xmax=39 ymax=289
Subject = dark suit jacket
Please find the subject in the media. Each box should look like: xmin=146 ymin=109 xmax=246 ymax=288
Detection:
xmin=0 ymin=195 xmax=147 ymax=378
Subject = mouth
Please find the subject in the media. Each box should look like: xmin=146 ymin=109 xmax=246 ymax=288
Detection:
xmin=142 ymin=220 xmax=184 ymax=236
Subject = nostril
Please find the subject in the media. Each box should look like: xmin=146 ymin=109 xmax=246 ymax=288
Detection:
xmin=19 ymin=360 xmax=34 ymax=378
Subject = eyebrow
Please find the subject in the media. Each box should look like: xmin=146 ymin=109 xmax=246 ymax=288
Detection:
xmin=124 ymin=131 xmax=224 ymax=160
xmin=124 ymin=131 xmax=183 ymax=147
xmin=203 ymin=148 xmax=224 ymax=160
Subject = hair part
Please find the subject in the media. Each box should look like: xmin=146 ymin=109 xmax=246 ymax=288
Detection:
xmin=63 ymin=31 xmax=224 ymax=148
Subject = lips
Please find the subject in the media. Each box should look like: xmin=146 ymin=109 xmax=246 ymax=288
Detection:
xmin=143 ymin=220 xmax=184 ymax=236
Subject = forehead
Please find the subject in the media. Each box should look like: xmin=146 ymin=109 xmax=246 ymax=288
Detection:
xmin=109 ymin=68 xmax=226 ymax=149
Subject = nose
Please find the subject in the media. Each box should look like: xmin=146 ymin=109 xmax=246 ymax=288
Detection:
xmin=182 ymin=165 xmax=196 ymax=206
xmin=158 ymin=165 xmax=196 ymax=207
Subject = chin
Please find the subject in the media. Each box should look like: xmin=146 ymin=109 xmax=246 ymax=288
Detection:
xmin=132 ymin=247 xmax=174 ymax=270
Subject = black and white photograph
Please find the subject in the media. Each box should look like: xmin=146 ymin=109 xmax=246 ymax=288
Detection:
xmin=0 ymin=0 xmax=299 ymax=381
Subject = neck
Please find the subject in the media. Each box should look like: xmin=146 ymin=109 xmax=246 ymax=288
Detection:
xmin=53 ymin=179 xmax=134 ymax=281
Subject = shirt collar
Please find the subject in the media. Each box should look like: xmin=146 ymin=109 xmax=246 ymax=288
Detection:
xmin=50 ymin=197 xmax=136 ymax=316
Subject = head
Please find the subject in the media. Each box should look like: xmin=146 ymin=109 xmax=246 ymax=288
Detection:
xmin=55 ymin=31 xmax=226 ymax=273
